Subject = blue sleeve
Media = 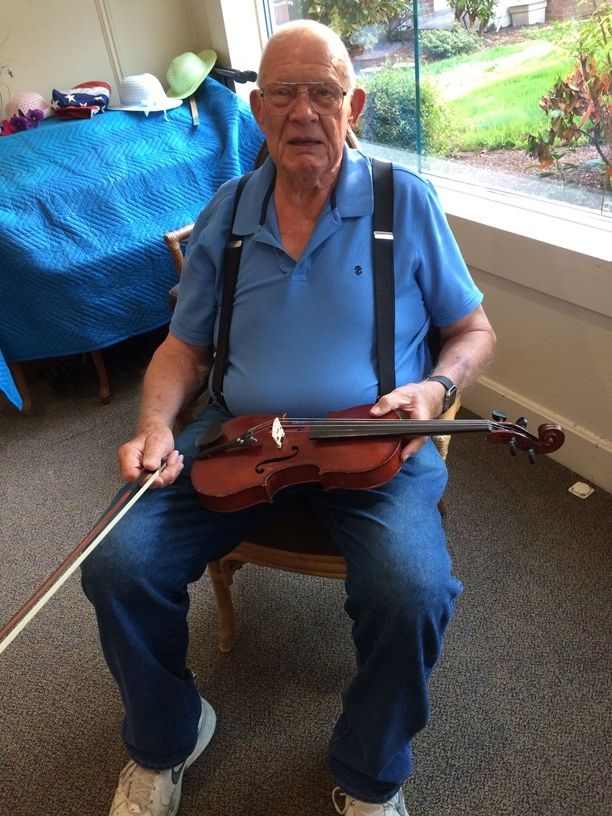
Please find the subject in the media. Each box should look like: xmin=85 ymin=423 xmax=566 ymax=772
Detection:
xmin=394 ymin=167 xmax=483 ymax=327
xmin=169 ymin=180 xmax=240 ymax=346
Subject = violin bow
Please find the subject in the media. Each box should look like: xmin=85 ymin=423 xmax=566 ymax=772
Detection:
xmin=0 ymin=466 xmax=162 ymax=656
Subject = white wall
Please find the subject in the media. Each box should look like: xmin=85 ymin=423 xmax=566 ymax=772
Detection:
xmin=189 ymin=0 xmax=267 ymax=94
xmin=0 ymin=0 xmax=256 ymax=116
xmin=2 ymin=0 xmax=115 ymax=107
xmin=442 ymin=191 xmax=612 ymax=494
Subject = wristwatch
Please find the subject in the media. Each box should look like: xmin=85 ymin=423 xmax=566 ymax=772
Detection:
xmin=425 ymin=375 xmax=458 ymax=414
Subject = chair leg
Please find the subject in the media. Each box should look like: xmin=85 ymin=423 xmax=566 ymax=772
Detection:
xmin=207 ymin=559 xmax=243 ymax=653
xmin=89 ymin=350 xmax=111 ymax=404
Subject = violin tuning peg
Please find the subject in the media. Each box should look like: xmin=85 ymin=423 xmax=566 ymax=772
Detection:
xmin=528 ymin=448 xmax=536 ymax=465
xmin=516 ymin=416 xmax=529 ymax=428
xmin=492 ymin=410 xmax=507 ymax=422
xmin=508 ymin=437 xmax=517 ymax=457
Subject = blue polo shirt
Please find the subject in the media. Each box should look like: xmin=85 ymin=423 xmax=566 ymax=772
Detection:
xmin=170 ymin=148 xmax=482 ymax=417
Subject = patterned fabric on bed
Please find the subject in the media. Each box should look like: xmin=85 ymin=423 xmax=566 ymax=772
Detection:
xmin=0 ymin=77 xmax=263 ymax=409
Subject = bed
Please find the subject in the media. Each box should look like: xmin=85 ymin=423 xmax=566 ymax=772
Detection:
xmin=0 ymin=76 xmax=264 ymax=412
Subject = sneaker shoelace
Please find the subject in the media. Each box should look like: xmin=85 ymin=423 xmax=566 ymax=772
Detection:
xmin=331 ymin=786 xmax=405 ymax=815
xmin=121 ymin=760 xmax=164 ymax=812
xmin=332 ymin=788 xmax=350 ymax=814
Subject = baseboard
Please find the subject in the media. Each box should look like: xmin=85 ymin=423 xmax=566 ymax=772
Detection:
xmin=463 ymin=377 xmax=612 ymax=496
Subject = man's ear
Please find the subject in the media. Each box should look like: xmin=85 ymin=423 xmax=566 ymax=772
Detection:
xmin=250 ymin=88 xmax=265 ymax=128
xmin=348 ymin=87 xmax=366 ymax=128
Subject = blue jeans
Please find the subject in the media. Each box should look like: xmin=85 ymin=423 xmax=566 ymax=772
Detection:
xmin=81 ymin=403 xmax=462 ymax=804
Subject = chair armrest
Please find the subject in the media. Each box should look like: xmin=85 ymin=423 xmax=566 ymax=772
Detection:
xmin=163 ymin=224 xmax=195 ymax=277
xmin=433 ymin=399 xmax=462 ymax=461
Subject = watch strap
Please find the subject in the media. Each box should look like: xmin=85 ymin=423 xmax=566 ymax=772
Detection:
xmin=425 ymin=375 xmax=457 ymax=413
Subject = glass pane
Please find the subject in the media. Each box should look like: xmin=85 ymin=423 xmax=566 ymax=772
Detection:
xmin=266 ymin=0 xmax=611 ymax=217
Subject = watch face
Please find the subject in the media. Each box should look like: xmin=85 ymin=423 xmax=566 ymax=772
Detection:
xmin=446 ymin=385 xmax=457 ymax=408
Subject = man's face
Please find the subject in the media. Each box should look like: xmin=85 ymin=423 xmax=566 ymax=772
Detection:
xmin=250 ymin=34 xmax=365 ymax=183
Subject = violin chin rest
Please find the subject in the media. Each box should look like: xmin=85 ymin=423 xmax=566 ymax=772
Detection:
xmin=195 ymin=421 xmax=223 ymax=450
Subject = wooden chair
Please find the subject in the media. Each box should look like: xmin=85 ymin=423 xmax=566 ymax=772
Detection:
xmin=162 ymin=141 xmax=461 ymax=654
xmin=8 ymin=351 xmax=110 ymax=418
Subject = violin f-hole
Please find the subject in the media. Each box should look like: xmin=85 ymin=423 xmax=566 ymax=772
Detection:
xmin=255 ymin=446 xmax=300 ymax=473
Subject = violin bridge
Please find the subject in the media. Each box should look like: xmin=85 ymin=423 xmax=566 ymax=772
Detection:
xmin=271 ymin=417 xmax=285 ymax=449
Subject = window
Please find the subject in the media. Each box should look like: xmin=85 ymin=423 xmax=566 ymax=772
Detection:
xmin=263 ymin=0 xmax=611 ymax=220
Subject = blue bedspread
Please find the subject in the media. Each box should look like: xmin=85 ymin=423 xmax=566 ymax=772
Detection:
xmin=0 ymin=351 xmax=21 ymax=410
xmin=0 ymin=78 xmax=263 ymax=409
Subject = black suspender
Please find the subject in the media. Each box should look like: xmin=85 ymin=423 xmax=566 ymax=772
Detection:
xmin=210 ymin=171 xmax=254 ymax=403
xmin=371 ymin=159 xmax=396 ymax=395
xmin=211 ymin=158 xmax=396 ymax=405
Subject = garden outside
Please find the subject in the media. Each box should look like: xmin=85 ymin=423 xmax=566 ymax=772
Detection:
xmin=354 ymin=22 xmax=610 ymax=211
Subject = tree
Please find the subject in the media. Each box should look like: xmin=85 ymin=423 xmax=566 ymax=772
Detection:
xmin=306 ymin=0 xmax=409 ymax=50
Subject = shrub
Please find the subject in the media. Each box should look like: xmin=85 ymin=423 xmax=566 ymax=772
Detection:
xmin=358 ymin=67 xmax=450 ymax=153
xmin=447 ymin=0 xmax=498 ymax=33
xmin=526 ymin=1 xmax=611 ymax=189
xmin=419 ymin=26 xmax=481 ymax=60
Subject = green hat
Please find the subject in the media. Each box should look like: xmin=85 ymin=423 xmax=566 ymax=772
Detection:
xmin=166 ymin=49 xmax=217 ymax=98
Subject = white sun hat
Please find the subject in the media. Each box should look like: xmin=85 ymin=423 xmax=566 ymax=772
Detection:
xmin=108 ymin=73 xmax=182 ymax=114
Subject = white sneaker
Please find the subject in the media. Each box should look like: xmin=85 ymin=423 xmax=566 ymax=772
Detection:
xmin=109 ymin=697 xmax=216 ymax=816
xmin=332 ymin=786 xmax=408 ymax=815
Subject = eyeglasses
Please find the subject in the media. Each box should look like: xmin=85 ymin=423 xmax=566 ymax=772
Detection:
xmin=259 ymin=82 xmax=347 ymax=115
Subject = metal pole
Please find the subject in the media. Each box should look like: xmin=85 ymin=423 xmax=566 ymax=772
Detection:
xmin=412 ymin=0 xmax=423 ymax=172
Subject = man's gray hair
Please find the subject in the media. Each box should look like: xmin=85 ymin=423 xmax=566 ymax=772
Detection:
xmin=259 ymin=19 xmax=356 ymax=90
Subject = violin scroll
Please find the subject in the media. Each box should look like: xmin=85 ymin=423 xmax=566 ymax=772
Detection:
xmin=488 ymin=412 xmax=565 ymax=462
xmin=534 ymin=424 xmax=566 ymax=455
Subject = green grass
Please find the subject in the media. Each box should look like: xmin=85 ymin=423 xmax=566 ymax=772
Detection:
xmin=419 ymin=41 xmax=574 ymax=151
xmin=421 ymin=41 xmax=540 ymax=76
xmin=446 ymin=63 xmax=572 ymax=149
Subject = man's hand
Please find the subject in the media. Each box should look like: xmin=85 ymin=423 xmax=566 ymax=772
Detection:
xmin=116 ymin=334 xmax=212 ymax=487
xmin=118 ymin=423 xmax=184 ymax=488
xmin=370 ymin=381 xmax=446 ymax=461
xmin=370 ymin=306 xmax=496 ymax=461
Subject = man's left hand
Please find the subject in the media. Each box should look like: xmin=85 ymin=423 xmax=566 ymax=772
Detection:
xmin=370 ymin=381 xmax=447 ymax=461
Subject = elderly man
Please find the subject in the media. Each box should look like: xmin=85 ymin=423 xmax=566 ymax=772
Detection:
xmin=82 ymin=19 xmax=496 ymax=816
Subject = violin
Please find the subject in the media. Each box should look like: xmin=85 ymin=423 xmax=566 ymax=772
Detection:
xmin=191 ymin=404 xmax=565 ymax=512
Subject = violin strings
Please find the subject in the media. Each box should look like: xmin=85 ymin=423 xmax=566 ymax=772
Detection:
xmin=281 ymin=418 xmax=493 ymax=429
xmin=242 ymin=417 xmax=500 ymax=437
